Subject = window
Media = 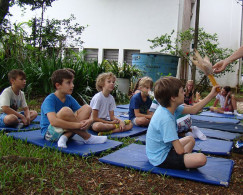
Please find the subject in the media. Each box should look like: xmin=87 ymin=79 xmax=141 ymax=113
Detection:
xmin=124 ymin=49 xmax=140 ymax=65
xmin=104 ymin=49 xmax=119 ymax=62
xmin=83 ymin=48 xmax=98 ymax=62
xmin=64 ymin=48 xmax=79 ymax=62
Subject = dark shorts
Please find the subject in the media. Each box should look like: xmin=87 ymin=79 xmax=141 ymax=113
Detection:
xmin=157 ymin=148 xmax=186 ymax=170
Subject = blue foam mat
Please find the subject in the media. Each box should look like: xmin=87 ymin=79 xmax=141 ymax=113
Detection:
xmin=88 ymin=125 xmax=147 ymax=138
xmin=135 ymin=134 xmax=233 ymax=156
xmin=192 ymin=119 xmax=243 ymax=133
xmin=99 ymin=144 xmax=234 ymax=186
xmin=199 ymin=128 xmax=241 ymax=141
xmin=199 ymin=111 xmax=243 ymax=120
xmin=33 ymin=114 xmax=41 ymax=123
xmin=0 ymin=123 xmax=40 ymax=132
xmin=191 ymin=115 xmax=240 ymax=124
xmin=116 ymin=104 xmax=129 ymax=109
xmin=8 ymin=130 xmax=123 ymax=157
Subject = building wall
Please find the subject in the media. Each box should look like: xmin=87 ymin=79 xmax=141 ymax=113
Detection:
xmin=9 ymin=0 xmax=242 ymax=87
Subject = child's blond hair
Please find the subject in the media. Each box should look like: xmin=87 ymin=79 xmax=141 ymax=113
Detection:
xmin=96 ymin=72 xmax=116 ymax=91
xmin=138 ymin=76 xmax=153 ymax=89
xmin=185 ymin=80 xmax=194 ymax=94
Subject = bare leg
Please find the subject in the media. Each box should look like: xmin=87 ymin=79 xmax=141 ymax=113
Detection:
xmin=184 ymin=153 xmax=207 ymax=168
xmin=4 ymin=114 xmax=19 ymax=126
xmin=179 ymin=136 xmax=207 ymax=168
xmin=134 ymin=117 xmax=150 ymax=127
xmin=179 ymin=136 xmax=195 ymax=153
xmin=30 ymin=110 xmax=38 ymax=121
xmin=92 ymin=122 xmax=117 ymax=132
xmin=56 ymin=106 xmax=107 ymax=147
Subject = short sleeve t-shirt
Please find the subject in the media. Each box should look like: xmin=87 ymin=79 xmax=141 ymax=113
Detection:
xmin=40 ymin=93 xmax=81 ymax=136
xmin=146 ymin=105 xmax=184 ymax=166
xmin=90 ymin=92 xmax=116 ymax=120
xmin=0 ymin=86 xmax=27 ymax=113
xmin=216 ymin=93 xmax=230 ymax=108
xmin=129 ymin=92 xmax=152 ymax=120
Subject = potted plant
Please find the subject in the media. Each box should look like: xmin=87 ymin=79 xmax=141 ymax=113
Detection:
xmin=105 ymin=60 xmax=141 ymax=94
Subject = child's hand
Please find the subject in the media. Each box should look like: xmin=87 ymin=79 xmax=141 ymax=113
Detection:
xmin=111 ymin=119 xmax=119 ymax=124
xmin=21 ymin=115 xmax=28 ymax=126
xmin=119 ymin=120 xmax=125 ymax=131
xmin=79 ymin=119 xmax=92 ymax=130
xmin=226 ymin=91 xmax=231 ymax=99
xmin=210 ymin=85 xmax=220 ymax=97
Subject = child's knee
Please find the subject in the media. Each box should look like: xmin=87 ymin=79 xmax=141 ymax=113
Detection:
xmin=32 ymin=110 xmax=38 ymax=118
xmin=198 ymin=153 xmax=207 ymax=166
xmin=4 ymin=114 xmax=18 ymax=125
xmin=81 ymin=104 xmax=92 ymax=113
xmin=59 ymin=107 xmax=73 ymax=114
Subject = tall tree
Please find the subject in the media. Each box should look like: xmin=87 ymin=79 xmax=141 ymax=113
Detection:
xmin=0 ymin=0 xmax=56 ymax=25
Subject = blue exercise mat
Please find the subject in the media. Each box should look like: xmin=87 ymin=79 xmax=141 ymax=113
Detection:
xmin=116 ymin=104 xmax=129 ymax=109
xmin=32 ymin=114 xmax=41 ymax=123
xmin=199 ymin=111 xmax=243 ymax=120
xmin=88 ymin=125 xmax=147 ymax=138
xmin=99 ymin=144 xmax=234 ymax=186
xmin=0 ymin=123 xmax=40 ymax=132
xmin=8 ymin=130 xmax=123 ymax=157
xmin=114 ymin=107 xmax=129 ymax=113
xmin=191 ymin=115 xmax=240 ymax=124
xmin=192 ymin=119 xmax=243 ymax=133
xmin=135 ymin=134 xmax=233 ymax=156
xmin=199 ymin=128 xmax=241 ymax=141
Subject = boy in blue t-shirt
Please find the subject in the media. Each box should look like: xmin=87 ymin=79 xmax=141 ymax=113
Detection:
xmin=40 ymin=69 xmax=107 ymax=148
xmin=146 ymin=76 xmax=218 ymax=169
xmin=129 ymin=76 xmax=153 ymax=127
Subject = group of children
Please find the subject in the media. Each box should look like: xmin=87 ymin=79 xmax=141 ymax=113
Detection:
xmin=0 ymin=68 xmax=241 ymax=170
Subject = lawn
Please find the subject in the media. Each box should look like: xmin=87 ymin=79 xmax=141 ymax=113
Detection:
xmin=0 ymin=97 xmax=242 ymax=194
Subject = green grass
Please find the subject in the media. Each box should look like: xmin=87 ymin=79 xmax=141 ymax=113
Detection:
xmin=0 ymin=131 xmax=139 ymax=193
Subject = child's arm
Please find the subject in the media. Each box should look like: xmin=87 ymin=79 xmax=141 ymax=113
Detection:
xmin=213 ymin=99 xmax=219 ymax=107
xmin=23 ymin=107 xmax=31 ymax=125
xmin=134 ymin=109 xmax=152 ymax=119
xmin=224 ymin=92 xmax=231 ymax=108
xmin=92 ymin=109 xmax=118 ymax=124
xmin=183 ymin=85 xmax=218 ymax=115
xmin=172 ymin=139 xmax=185 ymax=154
xmin=47 ymin=112 xmax=85 ymax=130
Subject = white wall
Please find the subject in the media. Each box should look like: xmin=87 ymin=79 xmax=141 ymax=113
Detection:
xmin=190 ymin=0 xmax=242 ymax=87
xmin=10 ymin=0 xmax=181 ymax=63
xmin=9 ymin=0 xmax=243 ymax=87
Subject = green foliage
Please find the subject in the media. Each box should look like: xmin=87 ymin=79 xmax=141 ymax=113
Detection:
xmin=148 ymin=28 xmax=236 ymax=78
xmin=105 ymin=60 xmax=142 ymax=80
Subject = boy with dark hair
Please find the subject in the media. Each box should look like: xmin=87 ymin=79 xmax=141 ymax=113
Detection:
xmin=0 ymin=69 xmax=38 ymax=127
xmin=129 ymin=76 xmax=153 ymax=127
xmin=40 ymin=69 xmax=107 ymax=148
xmin=210 ymin=86 xmax=241 ymax=116
xmin=146 ymin=76 xmax=218 ymax=169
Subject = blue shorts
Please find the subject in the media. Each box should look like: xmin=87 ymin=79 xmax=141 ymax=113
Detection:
xmin=0 ymin=113 xmax=7 ymax=127
xmin=44 ymin=125 xmax=65 ymax=142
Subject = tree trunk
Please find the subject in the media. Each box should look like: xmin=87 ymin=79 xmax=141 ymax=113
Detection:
xmin=192 ymin=0 xmax=200 ymax=82
xmin=0 ymin=0 xmax=10 ymax=25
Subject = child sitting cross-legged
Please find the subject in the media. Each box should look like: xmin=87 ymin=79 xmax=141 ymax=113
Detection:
xmin=40 ymin=69 xmax=107 ymax=148
xmin=210 ymin=86 xmax=242 ymax=116
xmin=129 ymin=76 xmax=153 ymax=127
xmin=146 ymin=76 xmax=219 ymax=169
xmin=90 ymin=72 xmax=133 ymax=135
xmin=0 ymin=69 xmax=38 ymax=127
